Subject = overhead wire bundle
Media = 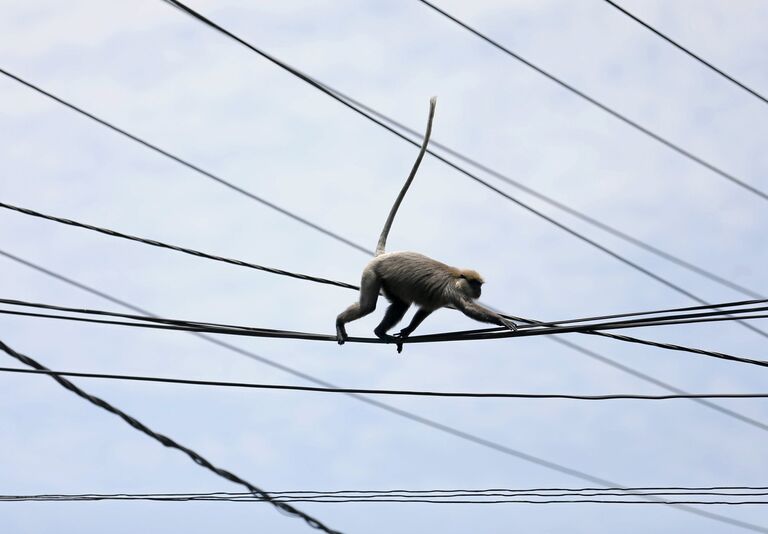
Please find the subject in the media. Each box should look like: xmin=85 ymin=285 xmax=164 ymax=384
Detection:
xmin=1 ymin=2 xmax=759 ymax=532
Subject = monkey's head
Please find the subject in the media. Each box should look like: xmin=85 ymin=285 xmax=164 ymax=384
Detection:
xmin=457 ymin=269 xmax=485 ymax=299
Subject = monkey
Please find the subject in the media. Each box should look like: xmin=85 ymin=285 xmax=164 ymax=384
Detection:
xmin=335 ymin=97 xmax=517 ymax=352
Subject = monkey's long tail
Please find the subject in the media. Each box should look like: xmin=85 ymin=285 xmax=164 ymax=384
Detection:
xmin=375 ymin=97 xmax=437 ymax=256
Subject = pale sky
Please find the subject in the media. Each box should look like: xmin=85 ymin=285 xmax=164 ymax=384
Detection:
xmin=1 ymin=1 xmax=767 ymax=532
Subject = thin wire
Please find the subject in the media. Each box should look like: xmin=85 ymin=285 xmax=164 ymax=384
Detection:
xmin=602 ymin=0 xmax=768 ymax=106
xmin=3 ymin=298 xmax=768 ymax=368
xmin=415 ymin=0 xmax=768 ymax=201
xmin=155 ymin=0 xmax=768 ymax=342
xmin=6 ymin=485 xmax=768 ymax=496
xmin=0 ymin=201 xmax=358 ymax=291
xmin=1 ymin=493 xmax=766 ymax=505
xmin=3 ymin=63 xmax=762 ymax=303
xmin=323 ymin=86 xmax=764 ymax=299
xmin=3 ymin=365 xmax=768 ymax=400
xmin=1 ymin=253 xmax=765 ymax=532
xmin=0 ymin=339 xmax=340 ymax=534
xmin=0 ymin=68 xmax=372 ymax=257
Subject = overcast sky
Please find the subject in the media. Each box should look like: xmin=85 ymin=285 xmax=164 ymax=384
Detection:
xmin=1 ymin=0 xmax=768 ymax=532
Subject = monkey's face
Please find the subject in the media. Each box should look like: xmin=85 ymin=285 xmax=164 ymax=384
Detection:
xmin=458 ymin=276 xmax=484 ymax=299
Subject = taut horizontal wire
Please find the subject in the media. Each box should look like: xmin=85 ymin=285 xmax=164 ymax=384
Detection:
xmin=2 ymin=297 xmax=767 ymax=368
xmin=2 ymin=365 xmax=768 ymax=400
xmin=2 ymin=491 xmax=766 ymax=505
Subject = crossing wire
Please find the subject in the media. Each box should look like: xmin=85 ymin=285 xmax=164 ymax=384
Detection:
xmin=325 ymin=85 xmax=763 ymax=299
xmin=0 ymin=339 xmax=340 ymax=534
xmin=1 ymin=251 xmax=766 ymax=533
xmin=4 ymin=365 xmax=768 ymax=401
xmin=415 ymin=0 xmax=768 ymax=201
xmin=2 ymin=63 xmax=762 ymax=302
xmin=3 ymin=297 xmax=768 ymax=368
xmin=155 ymin=0 xmax=768 ymax=342
xmin=602 ymin=0 xmax=768 ymax=106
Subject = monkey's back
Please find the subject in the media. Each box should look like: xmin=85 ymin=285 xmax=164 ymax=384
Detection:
xmin=371 ymin=251 xmax=459 ymax=308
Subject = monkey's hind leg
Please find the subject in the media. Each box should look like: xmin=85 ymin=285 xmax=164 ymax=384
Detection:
xmin=373 ymin=299 xmax=410 ymax=344
xmin=335 ymin=270 xmax=381 ymax=345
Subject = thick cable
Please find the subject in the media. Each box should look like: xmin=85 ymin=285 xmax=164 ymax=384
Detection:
xmin=1 ymin=254 xmax=765 ymax=532
xmin=0 ymin=339 xmax=340 ymax=534
xmin=0 ymin=201 xmax=358 ymax=291
xmin=2 ymin=300 xmax=768 ymax=368
xmin=3 ymin=296 xmax=765 ymax=337
xmin=415 ymin=0 xmax=768 ymax=201
xmin=3 ymin=365 xmax=768 ymax=401
xmin=602 ymin=0 xmax=768 ymax=106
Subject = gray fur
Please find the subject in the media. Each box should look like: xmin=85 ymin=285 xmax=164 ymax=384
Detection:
xmin=335 ymin=98 xmax=516 ymax=350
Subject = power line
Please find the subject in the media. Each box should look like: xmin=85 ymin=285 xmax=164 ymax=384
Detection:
xmin=415 ymin=0 xmax=768 ymax=201
xmin=4 ymin=365 xmax=768 ymax=401
xmin=0 ymin=68 xmax=372 ymax=257
xmin=602 ymin=0 xmax=768 ymax=106
xmin=3 ymin=491 xmax=768 ymax=505
xmin=4 ymin=297 xmax=768 ymax=368
xmin=6 ymin=245 xmax=767 ymax=434
xmin=326 ymin=85 xmax=764 ymax=299
xmin=5 ymin=294 xmax=766 ymax=335
xmin=3 ymin=63 xmax=762 ymax=304
xmin=0 ymin=338 xmax=340 ymax=534
xmin=154 ymin=0 xmax=768 ymax=343
xmin=1 ymin=252 xmax=765 ymax=532
xmin=0 ymin=201 xmax=358 ymax=291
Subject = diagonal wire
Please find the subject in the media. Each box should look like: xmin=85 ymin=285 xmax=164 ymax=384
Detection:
xmin=415 ymin=0 xmax=768 ymax=201
xmin=3 ymin=61 xmax=762 ymax=302
xmin=1 ymin=250 xmax=766 ymax=532
xmin=0 ymin=201 xmax=358 ymax=291
xmin=325 ymin=86 xmax=764 ymax=299
xmin=0 ymin=67 xmax=372 ymax=257
xmin=602 ymin=0 xmax=768 ymax=106
xmin=154 ymin=0 xmax=768 ymax=342
xmin=0 ymin=339 xmax=340 ymax=534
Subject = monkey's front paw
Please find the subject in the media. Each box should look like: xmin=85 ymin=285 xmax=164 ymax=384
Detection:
xmin=500 ymin=318 xmax=518 ymax=332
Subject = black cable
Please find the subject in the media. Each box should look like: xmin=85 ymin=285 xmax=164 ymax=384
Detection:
xmin=3 ymin=298 xmax=768 ymax=369
xmin=1 ymin=492 xmax=766 ymax=505
xmin=0 ymin=68 xmax=372 ymax=257
xmin=0 ymin=201 xmax=358 ymax=292
xmin=3 ymin=63 xmax=761 ymax=303
xmin=155 ymin=0 xmax=768 ymax=343
xmin=4 ymin=55 xmax=767 ymax=348
xmin=324 ymin=86 xmax=764 ymax=299
xmin=3 ymin=254 xmax=767 ymax=532
xmin=602 ymin=0 xmax=768 ymax=106
xmin=0 ymin=339 xmax=341 ymax=534
xmin=3 ymin=365 xmax=768 ymax=400
xmin=3 ymin=295 xmax=765 ymax=337
xmin=415 ymin=0 xmax=768 ymax=201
